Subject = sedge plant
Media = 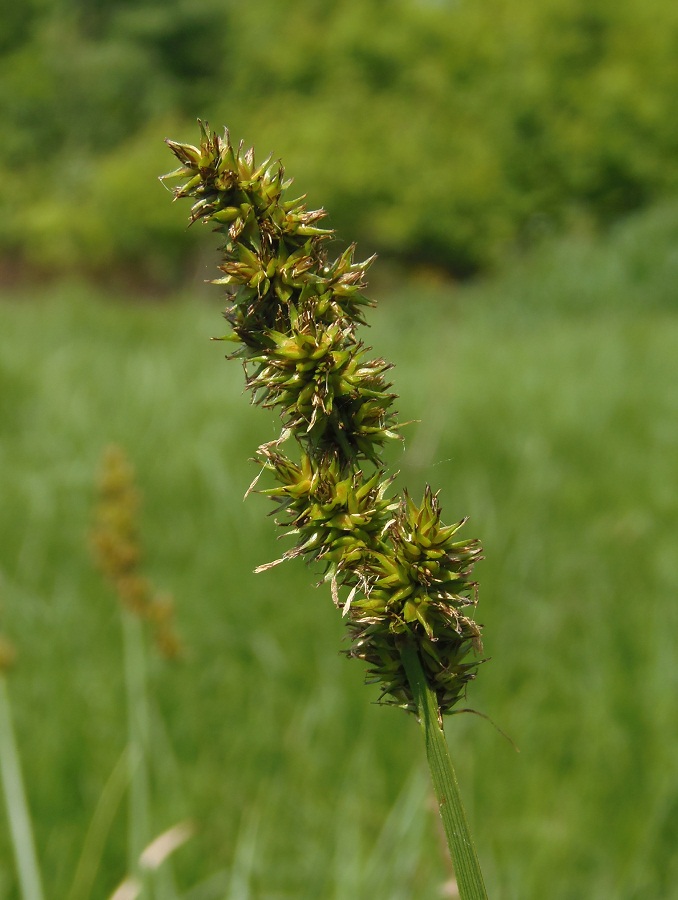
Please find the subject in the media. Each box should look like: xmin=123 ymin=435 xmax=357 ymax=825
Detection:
xmin=162 ymin=123 xmax=488 ymax=898
xmin=90 ymin=446 xmax=184 ymax=899
xmin=0 ymin=451 xmax=187 ymax=900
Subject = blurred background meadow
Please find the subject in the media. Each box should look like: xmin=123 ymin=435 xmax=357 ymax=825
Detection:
xmin=1 ymin=0 xmax=678 ymax=897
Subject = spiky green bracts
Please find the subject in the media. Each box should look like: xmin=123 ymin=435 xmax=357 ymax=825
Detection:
xmin=162 ymin=123 xmax=484 ymax=716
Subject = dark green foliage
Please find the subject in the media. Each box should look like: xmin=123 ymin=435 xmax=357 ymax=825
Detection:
xmin=2 ymin=0 xmax=678 ymax=281
xmin=163 ymin=123 xmax=484 ymax=714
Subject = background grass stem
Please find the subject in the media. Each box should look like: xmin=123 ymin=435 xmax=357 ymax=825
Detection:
xmin=400 ymin=641 xmax=487 ymax=900
xmin=0 ymin=676 xmax=45 ymax=900
xmin=122 ymin=611 xmax=152 ymax=896
xmin=67 ymin=748 xmax=131 ymax=900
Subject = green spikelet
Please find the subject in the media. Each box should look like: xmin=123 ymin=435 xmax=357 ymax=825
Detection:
xmin=162 ymin=122 xmax=484 ymax=716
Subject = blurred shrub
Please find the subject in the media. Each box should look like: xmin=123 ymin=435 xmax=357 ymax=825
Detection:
xmin=8 ymin=120 xmax=205 ymax=288
xmin=1 ymin=0 xmax=677 ymax=282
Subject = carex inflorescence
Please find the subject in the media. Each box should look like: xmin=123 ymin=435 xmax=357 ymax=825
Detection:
xmin=91 ymin=446 xmax=183 ymax=661
xmin=162 ymin=122 xmax=484 ymax=715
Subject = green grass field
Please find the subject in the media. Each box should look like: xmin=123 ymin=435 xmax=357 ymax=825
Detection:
xmin=1 ymin=204 xmax=677 ymax=898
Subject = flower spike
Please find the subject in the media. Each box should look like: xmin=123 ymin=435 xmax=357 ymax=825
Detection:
xmin=162 ymin=123 xmax=484 ymax=716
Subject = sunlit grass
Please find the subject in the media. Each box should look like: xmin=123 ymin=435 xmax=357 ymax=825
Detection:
xmin=1 ymin=204 xmax=677 ymax=897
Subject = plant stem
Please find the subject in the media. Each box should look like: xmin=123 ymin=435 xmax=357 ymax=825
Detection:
xmin=0 ymin=676 xmax=45 ymax=900
xmin=122 ymin=610 xmax=151 ymax=897
xmin=400 ymin=641 xmax=487 ymax=900
xmin=67 ymin=747 xmax=131 ymax=900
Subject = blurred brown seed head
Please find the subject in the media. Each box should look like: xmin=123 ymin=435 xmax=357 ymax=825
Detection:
xmin=91 ymin=446 xmax=183 ymax=661
xmin=0 ymin=635 xmax=17 ymax=674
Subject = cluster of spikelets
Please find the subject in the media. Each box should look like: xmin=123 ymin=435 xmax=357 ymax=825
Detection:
xmin=162 ymin=123 xmax=483 ymax=715
xmin=91 ymin=446 xmax=182 ymax=661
